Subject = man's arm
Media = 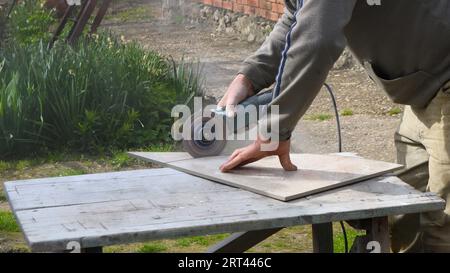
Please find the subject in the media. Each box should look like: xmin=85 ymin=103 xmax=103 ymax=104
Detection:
xmin=263 ymin=0 xmax=357 ymax=140
xmin=220 ymin=0 xmax=357 ymax=172
xmin=218 ymin=3 xmax=297 ymax=116
xmin=238 ymin=1 xmax=297 ymax=92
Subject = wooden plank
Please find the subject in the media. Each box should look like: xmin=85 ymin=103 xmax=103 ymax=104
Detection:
xmin=20 ymin=195 xmax=440 ymax=252
xmin=5 ymin=170 xmax=238 ymax=211
xmin=4 ymin=169 xmax=444 ymax=252
xmin=128 ymin=152 xmax=403 ymax=201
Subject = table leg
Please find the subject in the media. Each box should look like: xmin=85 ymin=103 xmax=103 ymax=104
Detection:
xmin=207 ymin=228 xmax=282 ymax=253
xmin=349 ymin=216 xmax=390 ymax=253
xmin=312 ymin=223 xmax=334 ymax=253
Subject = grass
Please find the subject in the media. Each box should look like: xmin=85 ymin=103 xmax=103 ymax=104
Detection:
xmin=15 ymin=160 xmax=31 ymax=171
xmin=137 ymin=243 xmax=168 ymax=253
xmin=340 ymin=108 xmax=354 ymax=116
xmin=305 ymin=113 xmax=333 ymax=121
xmin=175 ymin=234 xmax=229 ymax=248
xmin=388 ymin=107 xmax=402 ymax=116
xmin=0 ymin=160 xmax=10 ymax=172
xmin=109 ymin=152 xmax=134 ymax=169
xmin=56 ymin=169 xmax=87 ymax=177
xmin=0 ymin=211 xmax=19 ymax=233
xmin=106 ymin=6 xmax=151 ymax=22
xmin=333 ymin=224 xmax=365 ymax=253
xmin=0 ymin=190 xmax=6 ymax=202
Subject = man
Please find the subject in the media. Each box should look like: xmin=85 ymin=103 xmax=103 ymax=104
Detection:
xmin=218 ymin=0 xmax=450 ymax=253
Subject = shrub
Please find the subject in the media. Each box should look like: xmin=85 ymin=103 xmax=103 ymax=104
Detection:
xmin=0 ymin=8 xmax=6 ymax=46
xmin=0 ymin=34 xmax=202 ymax=158
xmin=6 ymin=0 xmax=57 ymax=46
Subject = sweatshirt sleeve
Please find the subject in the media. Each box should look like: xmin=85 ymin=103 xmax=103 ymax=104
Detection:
xmin=257 ymin=0 xmax=357 ymax=140
xmin=238 ymin=1 xmax=297 ymax=92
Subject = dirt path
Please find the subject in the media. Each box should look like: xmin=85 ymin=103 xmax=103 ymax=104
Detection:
xmin=104 ymin=0 xmax=403 ymax=162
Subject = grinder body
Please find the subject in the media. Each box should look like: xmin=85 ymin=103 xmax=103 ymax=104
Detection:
xmin=182 ymin=91 xmax=273 ymax=158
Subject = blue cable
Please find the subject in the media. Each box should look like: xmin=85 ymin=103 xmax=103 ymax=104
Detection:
xmin=273 ymin=0 xmax=304 ymax=99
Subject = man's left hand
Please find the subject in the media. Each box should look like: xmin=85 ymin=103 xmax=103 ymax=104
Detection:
xmin=220 ymin=137 xmax=298 ymax=172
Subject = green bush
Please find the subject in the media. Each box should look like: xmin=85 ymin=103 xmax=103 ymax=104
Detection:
xmin=6 ymin=0 xmax=56 ymax=46
xmin=0 ymin=34 xmax=202 ymax=158
xmin=0 ymin=8 xmax=6 ymax=47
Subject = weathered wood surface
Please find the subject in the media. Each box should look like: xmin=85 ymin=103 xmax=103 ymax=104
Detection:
xmin=128 ymin=152 xmax=403 ymax=201
xmin=5 ymin=168 xmax=444 ymax=252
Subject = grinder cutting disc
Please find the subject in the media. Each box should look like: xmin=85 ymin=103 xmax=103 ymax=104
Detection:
xmin=182 ymin=115 xmax=226 ymax=158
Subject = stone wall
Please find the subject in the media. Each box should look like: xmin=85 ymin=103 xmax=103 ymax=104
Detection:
xmin=196 ymin=0 xmax=284 ymax=21
xmin=200 ymin=5 xmax=274 ymax=43
xmin=197 ymin=4 xmax=361 ymax=70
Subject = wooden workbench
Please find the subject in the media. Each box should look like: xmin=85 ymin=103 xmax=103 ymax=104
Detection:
xmin=4 ymin=168 xmax=445 ymax=253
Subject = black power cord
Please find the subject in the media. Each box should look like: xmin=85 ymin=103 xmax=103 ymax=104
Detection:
xmin=324 ymin=83 xmax=349 ymax=253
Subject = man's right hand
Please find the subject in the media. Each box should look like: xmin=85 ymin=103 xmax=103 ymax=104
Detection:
xmin=218 ymin=74 xmax=255 ymax=117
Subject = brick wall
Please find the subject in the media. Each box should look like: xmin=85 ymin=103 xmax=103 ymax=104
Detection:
xmin=199 ymin=0 xmax=285 ymax=21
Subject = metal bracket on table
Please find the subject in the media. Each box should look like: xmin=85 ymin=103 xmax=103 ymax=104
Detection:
xmin=207 ymin=229 xmax=282 ymax=253
xmin=207 ymin=223 xmax=335 ymax=253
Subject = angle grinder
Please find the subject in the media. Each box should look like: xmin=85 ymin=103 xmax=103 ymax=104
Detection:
xmin=182 ymin=90 xmax=274 ymax=158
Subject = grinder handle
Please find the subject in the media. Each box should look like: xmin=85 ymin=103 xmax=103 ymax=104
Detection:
xmin=239 ymin=90 xmax=274 ymax=109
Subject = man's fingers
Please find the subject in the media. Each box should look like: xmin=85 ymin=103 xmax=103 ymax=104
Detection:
xmin=226 ymin=104 xmax=236 ymax=118
xmin=278 ymin=153 xmax=298 ymax=171
xmin=228 ymin=148 xmax=244 ymax=161
xmin=225 ymin=87 xmax=248 ymax=117
xmin=217 ymin=92 xmax=228 ymax=108
xmin=220 ymin=154 xmax=248 ymax=172
xmin=236 ymin=156 xmax=264 ymax=169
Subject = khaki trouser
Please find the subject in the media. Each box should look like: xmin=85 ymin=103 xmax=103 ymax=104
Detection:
xmin=390 ymin=81 xmax=450 ymax=253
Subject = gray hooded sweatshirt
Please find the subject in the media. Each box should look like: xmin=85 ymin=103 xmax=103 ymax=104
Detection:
xmin=239 ymin=0 xmax=450 ymax=140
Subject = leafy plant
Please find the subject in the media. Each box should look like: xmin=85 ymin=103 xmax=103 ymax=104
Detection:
xmin=6 ymin=0 xmax=56 ymax=45
xmin=0 ymin=34 xmax=203 ymax=158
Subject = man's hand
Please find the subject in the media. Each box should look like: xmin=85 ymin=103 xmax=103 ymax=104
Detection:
xmin=220 ymin=136 xmax=298 ymax=173
xmin=218 ymin=74 xmax=255 ymax=117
